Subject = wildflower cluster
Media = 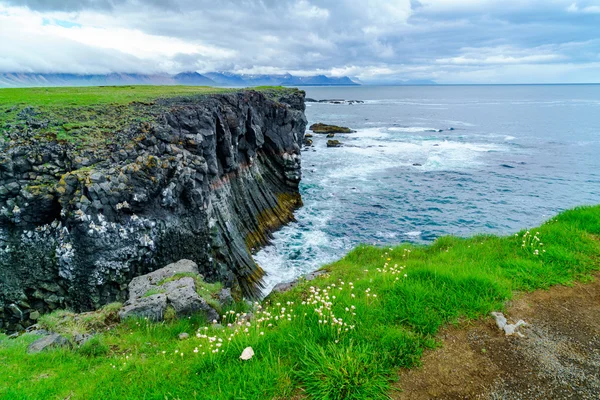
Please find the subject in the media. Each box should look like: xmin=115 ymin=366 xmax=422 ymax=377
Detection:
xmin=378 ymin=248 xmax=409 ymax=281
xmin=517 ymin=230 xmax=545 ymax=256
xmin=377 ymin=262 xmax=408 ymax=282
xmin=303 ymin=284 xmax=356 ymax=341
xmin=191 ymin=305 xmax=279 ymax=355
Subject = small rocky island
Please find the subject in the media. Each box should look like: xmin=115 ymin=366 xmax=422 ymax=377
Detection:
xmin=0 ymin=87 xmax=307 ymax=332
xmin=309 ymin=123 xmax=354 ymax=134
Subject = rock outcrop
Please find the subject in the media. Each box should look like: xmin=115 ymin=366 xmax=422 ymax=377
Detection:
xmin=119 ymin=259 xmax=220 ymax=322
xmin=0 ymin=88 xmax=307 ymax=332
xmin=27 ymin=333 xmax=69 ymax=353
xmin=309 ymin=123 xmax=354 ymax=134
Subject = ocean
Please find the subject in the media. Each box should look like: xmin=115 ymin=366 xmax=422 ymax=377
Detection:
xmin=256 ymin=85 xmax=600 ymax=294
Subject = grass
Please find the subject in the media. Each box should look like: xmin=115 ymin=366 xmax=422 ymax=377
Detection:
xmin=0 ymin=85 xmax=295 ymax=143
xmin=0 ymin=86 xmax=230 ymax=108
xmin=37 ymin=302 xmax=122 ymax=338
xmin=0 ymin=85 xmax=291 ymax=107
xmin=1 ymin=205 xmax=599 ymax=399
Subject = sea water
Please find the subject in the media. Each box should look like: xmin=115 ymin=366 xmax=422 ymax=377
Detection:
xmin=256 ymin=85 xmax=600 ymax=294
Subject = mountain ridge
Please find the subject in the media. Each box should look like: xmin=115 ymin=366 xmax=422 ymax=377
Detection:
xmin=0 ymin=72 xmax=361 ymax=88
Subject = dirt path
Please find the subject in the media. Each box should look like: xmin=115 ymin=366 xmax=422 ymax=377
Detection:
xmin=394 ymin=275 xmax=600 ymax=399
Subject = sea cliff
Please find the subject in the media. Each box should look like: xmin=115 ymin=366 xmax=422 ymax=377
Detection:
xmin=0 ymin=87 xmax=307 ymax=332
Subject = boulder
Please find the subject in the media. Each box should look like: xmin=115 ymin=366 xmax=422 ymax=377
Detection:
xmin=162 ymin=277 xmax=219 ymax=321
xmin=73 ymin=333 xmax=94 ymax=347
xmin=27 ymin=333 xmax=69 ymax=353
xmin=327 ymin=140 xmax=343 ymax=148
xmin=127 ymin=259 xmax=199 ymax=300
xmin=119 ymin=293 xmax=168 ymax=321
xmin=119 ymin=260 xmax=219 ymax=322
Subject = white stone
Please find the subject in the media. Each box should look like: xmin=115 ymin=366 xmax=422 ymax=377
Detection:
xmin=240 ymin=346 xmax=254 ymax=361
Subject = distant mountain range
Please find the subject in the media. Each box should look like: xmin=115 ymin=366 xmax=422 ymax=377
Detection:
xmin=0 ymin=72 xmax=361 ymax=88
xmin=204 ymin=72 xmax=359 ymax=86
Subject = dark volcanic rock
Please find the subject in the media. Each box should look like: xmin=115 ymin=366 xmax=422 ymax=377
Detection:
xmin=310 ymin=123 xmax=354 ymax=134
xmin=0 ymin=89 xmax=307 ymax=332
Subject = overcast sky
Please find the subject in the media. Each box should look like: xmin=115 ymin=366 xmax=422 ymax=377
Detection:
xmin=0 ymin=0 xmax=599 ymax=83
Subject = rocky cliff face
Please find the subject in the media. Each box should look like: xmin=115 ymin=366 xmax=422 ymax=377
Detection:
xmin=0 ymin=89 xmax=307 ymax=332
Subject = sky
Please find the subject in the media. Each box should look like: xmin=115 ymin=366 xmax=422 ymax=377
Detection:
xmin=0 ymin=0 xmax=599 ymax=84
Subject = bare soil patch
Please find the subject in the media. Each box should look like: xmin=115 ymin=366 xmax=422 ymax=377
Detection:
xmin=394 ymin=275 xmax=600 ymax=399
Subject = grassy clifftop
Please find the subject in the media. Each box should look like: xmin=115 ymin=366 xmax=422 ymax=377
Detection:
xmin=0 ymin=85 xmax=295 ymax=144
xmin=0 ymin=86 xmax=232 ymax=107
xmin=1 ymin=205 xmax=599 ymax=399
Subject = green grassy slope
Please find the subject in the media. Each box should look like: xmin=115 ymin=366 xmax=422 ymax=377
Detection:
xmin=1 ymin=206 xmax=599 ymax=400
xmin=0 ymin=85 xmax=292 ymax=143
xmin=0 ymin=86 xmax=232 ymax=107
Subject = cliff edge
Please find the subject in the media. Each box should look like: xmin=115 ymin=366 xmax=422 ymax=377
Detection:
xmin=0 ymin=87 xmax=307 ymax=332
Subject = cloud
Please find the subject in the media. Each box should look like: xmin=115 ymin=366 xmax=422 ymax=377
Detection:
xmin=567 ymin=2 xmax=600 ymax=13
xmin=0 ymin=0 xmax=599 ymax=83
xmin=436 ymin=46 xmax=566 ymax=65
xmin=292 ymin=0 xmax=330 ymax=19
xmin=1 ymin=0 xmax=176 ymax=11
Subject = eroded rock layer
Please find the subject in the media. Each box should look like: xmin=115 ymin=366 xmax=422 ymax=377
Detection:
xmin=0 ymin=89 xmax=307 ymax=332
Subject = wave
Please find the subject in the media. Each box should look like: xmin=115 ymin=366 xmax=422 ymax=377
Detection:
xmin=388 ymin=127 xmax=440 ymax=133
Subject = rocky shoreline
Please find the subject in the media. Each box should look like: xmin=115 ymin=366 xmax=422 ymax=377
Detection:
xmin=0 ymin=88 xmax=307 ymax=332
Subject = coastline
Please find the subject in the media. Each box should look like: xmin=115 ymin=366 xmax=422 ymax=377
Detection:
xmin=2 ymin=205 xmax=599 ymax=399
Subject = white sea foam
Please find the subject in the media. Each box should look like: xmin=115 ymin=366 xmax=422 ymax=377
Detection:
xmin=504 ymin=135 xmax=516 ymax=141
xmin=388 ymin=127 xmax=439 ymax=133
xmin=376 ymin=231 xmax=399 ymax=239
xmin=404 ymin=231 xmax=422 ymax=237
xmin=322 ymin=130 xmax=505 ymax=178
xmin=364 ymin=99 xmax=449 ymax=106
xmin=255 ymin=205 xmax=345 ymax=296
xmin=352 ymin=127 xmax=388 ymax=138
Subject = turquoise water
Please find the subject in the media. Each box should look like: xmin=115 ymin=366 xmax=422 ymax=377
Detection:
xmin=256 ymin=85 xmax=600 ymax=293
